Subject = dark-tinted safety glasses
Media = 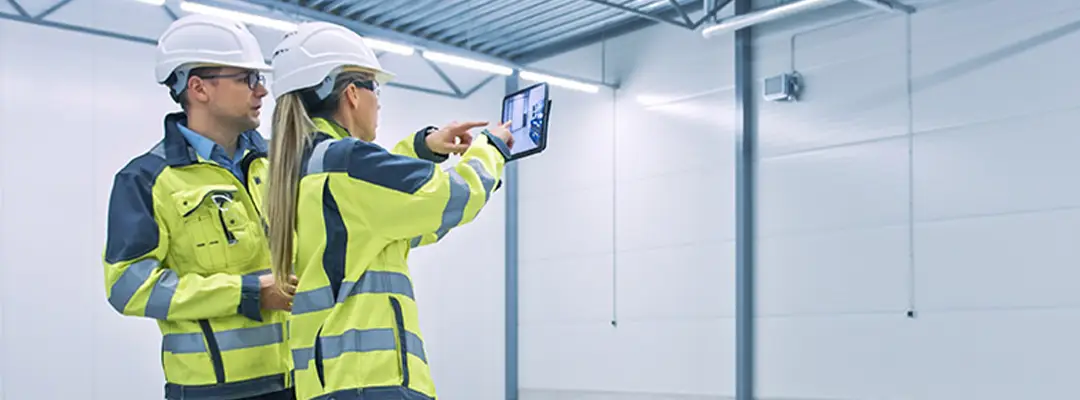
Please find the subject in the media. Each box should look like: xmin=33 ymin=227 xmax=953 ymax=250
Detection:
xmin=352 ymin=79 xmax=380 ymax=97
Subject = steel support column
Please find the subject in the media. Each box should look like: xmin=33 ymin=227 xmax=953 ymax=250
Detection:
xmin=504 ymin=73 xmax=520 ymax=400
xmin=733 ymin=0 xmax=756 ymax=399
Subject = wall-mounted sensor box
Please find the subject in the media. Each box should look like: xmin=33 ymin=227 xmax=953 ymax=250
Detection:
xmin=763 ymin=72 xmax=800 ymax=102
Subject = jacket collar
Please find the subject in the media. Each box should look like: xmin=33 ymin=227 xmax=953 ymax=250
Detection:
xmin=311 ymin=116 xmax=351 ymax=140
xmin=162 ymin=111 xmax=268 ymax=167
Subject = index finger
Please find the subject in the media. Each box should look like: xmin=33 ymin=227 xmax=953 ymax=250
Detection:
xmin=454 ymin=121 xmax=489 ymax=130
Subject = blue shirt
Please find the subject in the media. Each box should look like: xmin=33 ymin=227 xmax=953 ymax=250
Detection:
xmin=177 ymin=122 xmax=253 ymax=182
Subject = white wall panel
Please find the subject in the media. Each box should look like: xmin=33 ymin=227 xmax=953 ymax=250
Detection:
xmin=916 ymin=209 xmax=1080 ymax=311
xmin=912 ymin=0 xmax=1080 ymax=132
xmin=913 ymin=109 xmax=1080 ymax=221
xmin=518 ymin=8 xmax=737 ymax=398
xmin=757 ymin=137 xmax=910 ymax=236
xmin=0 ymin=20 xmax=99 ymax=399
xmin=748 ymin=0 xmax=1080 ymax=398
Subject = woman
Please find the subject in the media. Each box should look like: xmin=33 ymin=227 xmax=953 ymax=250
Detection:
xmin=264 ymin=22 xmax=514 ymax=400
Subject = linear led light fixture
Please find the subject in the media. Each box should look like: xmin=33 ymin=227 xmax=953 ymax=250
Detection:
xmin=422 ymin=51 xmax=514 ymax=75
xmin=179 ymin=1 xmax=298 ymax=31
xmin=135 ymin=0 xmax=165 ymax=6
xmin=365 ymin=38 xmax=415 ymax=56
xmin=701 ymin=0 xmax=845 ymax=38
xmin=520 ymin=71 xmax=600 ymax=93
xmin=178 ymin=1 xmax=416 ymax=55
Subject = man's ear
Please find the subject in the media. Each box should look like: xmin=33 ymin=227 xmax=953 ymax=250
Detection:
xmin=187 ymin=76 xmax=209 ymax=103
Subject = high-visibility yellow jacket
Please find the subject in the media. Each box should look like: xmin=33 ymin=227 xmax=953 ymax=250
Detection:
xmin=288 ymin=118 xmax=508 ymax=400
xmin=102 ymin=112 xmax=292 ymax=400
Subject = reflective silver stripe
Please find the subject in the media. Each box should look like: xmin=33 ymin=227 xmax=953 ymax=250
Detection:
xmin=162 ymin=324 xmax=283 ymax=354
xmin=435 ymin=169 xmax=470 ymax=238
xmin=163 ymin=332 xmax=206 ymax=354
xmin=293 ymin=271 xmax=415 ymax=315
xmin=306 ymin=139 xmax=334 ymax=176
xmin=108 ymin=258 xmax=160 ymax=315
xmin=336 ymin=271 xmax=415 ymax=302
xmin=292 ymin=286 xmax=335 ymax=315
xmin=145 ymin=269 xmax=178 ymax=319
xmin=215 ymin=324 xmax=284 ymax=351
xmin=292 ymin=328 xmax=427 ymax=370
xmin=405 ymin=331 xmax=427 ymax=363
xmin=464 ymin=158 xmax=496 ymax=203
xmin=409 ymin=235 xmax=423 ymax=248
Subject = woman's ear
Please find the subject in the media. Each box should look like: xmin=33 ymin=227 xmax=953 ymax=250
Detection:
xmin=345 ymin=84 xmax=362 ymax=109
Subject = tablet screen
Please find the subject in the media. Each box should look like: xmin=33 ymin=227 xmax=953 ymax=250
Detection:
xmin=501 ymin=82 xmax=549 ymax=160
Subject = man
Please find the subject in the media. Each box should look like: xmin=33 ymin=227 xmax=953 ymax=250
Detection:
xmin=102 ymin=14 xmax=296 ymax=400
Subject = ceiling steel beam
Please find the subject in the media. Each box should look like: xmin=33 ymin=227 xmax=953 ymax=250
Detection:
xmin=5 ymin=0 xmax=28 ymax=17
xmin=579 ymin=0 xmax=692 ymax=29
xmin=33 ymin=0 xmax=74 ymax=20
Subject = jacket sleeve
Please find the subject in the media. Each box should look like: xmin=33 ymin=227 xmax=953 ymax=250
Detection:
xmin=102 ymin=164 xmax=263 ymax=322
xmin=337 ymin=130 xmax=511 ymax=242
xmin=390 ymin=126 xmax=448 ymax=163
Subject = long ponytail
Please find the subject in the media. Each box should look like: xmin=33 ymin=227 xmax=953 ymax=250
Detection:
xmin=266 ymin=92 xmax=316 ymax=296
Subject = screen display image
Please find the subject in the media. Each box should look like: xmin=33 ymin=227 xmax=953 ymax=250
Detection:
xmin=501 ymin=83 xmax=548 ymax=158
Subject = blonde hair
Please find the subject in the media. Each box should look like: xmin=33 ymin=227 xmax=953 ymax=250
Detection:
xmin=266 ymin=92 xmax=316 ymax=296
xmin=265 ymin=69 xmax=374 ymax=296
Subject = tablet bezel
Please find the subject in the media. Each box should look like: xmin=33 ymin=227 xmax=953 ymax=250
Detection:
xmin=500 ymin=82 xmax=551 ymax=161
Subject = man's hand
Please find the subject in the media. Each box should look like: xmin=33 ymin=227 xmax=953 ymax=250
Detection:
xmin=426 ymin=121 xmax=488 ymax=156
xmin=259 ymin=274 xmax=297 ymax=311
xmin=485 ymin=121 xmax=515 ymax=150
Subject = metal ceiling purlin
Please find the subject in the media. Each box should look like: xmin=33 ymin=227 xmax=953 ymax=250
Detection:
xmin=480 ymin=3 xmax=637 ymax=55
xmin=453 ymin=0 xmax=582 ymax=51
xmin=497 ymin=2 xmax=665 ymax=57
xmin=438 ymin=0 xmax=563 ymax=46
xmin=232 ymin=0 xmax=618 ymax=89
xmin=509 ymin=0 xmax=734 ymax=63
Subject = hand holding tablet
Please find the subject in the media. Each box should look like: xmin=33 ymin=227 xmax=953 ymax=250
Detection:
xmin=500 ymin=82 xmax=552 ymax=161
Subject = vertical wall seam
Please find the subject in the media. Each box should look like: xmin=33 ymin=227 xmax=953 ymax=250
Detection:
xmin=905 ymin=12 xmax=917 ymax=318
xmin=605 ymin=39 xmax=619 ymax=327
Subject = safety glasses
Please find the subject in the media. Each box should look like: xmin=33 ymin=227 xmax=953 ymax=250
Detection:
xmin=198 ymin=70 xmax=266 ymax=91
xmin=352 ymin=79 xmax=381 ymax=97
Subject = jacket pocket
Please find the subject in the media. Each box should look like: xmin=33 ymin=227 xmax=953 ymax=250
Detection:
xmin=314 ymin=325 xmax=326 ymax=388
xmin=388 ymin=297 xmax=410 ymax=387
xmin=171 ymin=185 xmax=259 ymax=274
xmin=198 ymin=319 xmax=226 ymax=384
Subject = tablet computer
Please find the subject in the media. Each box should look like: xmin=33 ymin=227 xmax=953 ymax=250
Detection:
xmin=500 ymin=82 xmax=551 ymax=160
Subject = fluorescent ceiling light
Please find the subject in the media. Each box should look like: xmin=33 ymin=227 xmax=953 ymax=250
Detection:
xmin=135 ymin=0 xmax=165 ymax=6
xmin=701 ymin=0 xmax=844 ymax=38
xmin=422 ymin=51 xmax=514 ymax=76
xmin=519 ymin=71 xmax=600 ymax=93
xmin=364 ymin=38 xmax=414 ymax=56
xmin=179 ymin=1 xmax=298 ymax=31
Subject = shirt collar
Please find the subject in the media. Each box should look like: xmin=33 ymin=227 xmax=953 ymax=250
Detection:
xmin=176 ymin=122 xmax=251 ymax=162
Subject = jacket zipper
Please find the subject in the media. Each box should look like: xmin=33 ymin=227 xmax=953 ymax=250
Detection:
xmin=198 ymin=320 xmax=226 ymax=384
xmin=217 ymin=208 xmax=237 ymax=245
xmin=389 ymin=297 xmax=410 ymax=387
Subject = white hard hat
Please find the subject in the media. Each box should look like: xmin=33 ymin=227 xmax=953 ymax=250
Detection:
xmin=155 ymin=14 xmax=272 ymax=92
xmin=270 ymin=21 xmax=394 ymax=99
